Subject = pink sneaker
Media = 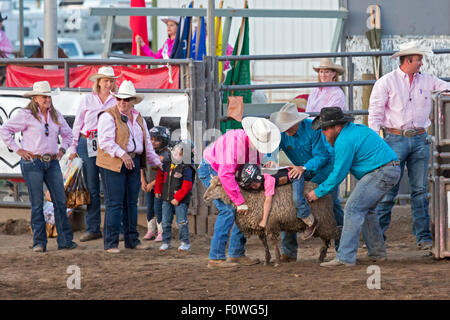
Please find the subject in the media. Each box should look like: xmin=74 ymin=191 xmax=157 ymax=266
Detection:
xmin=155 ymin=232 xmax=163 ymax=242
xmin=143 ymin=230 xmax=156 ymax=241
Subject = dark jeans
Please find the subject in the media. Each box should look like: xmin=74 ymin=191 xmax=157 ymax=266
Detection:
xmin=21 ymin=159 xmax=75 ymax=250
xmin=100 ymin=157 xmax=142 ymax=250
xmin=77 ymin=137 xmax=102 ymax=235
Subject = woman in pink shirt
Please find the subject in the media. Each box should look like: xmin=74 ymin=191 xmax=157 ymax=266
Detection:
xmin=135 ymin=16 xmax=179 ymax=59
xmin=198 ymin=117 xmax=281 ymax=268
xmin=305 ymin=58 xmax=346 ymax=114
xmin=68 ymin=66 xmax=118 ymax=242
xmin=0 ymin=81 xmax=77 ymax=252
xmin=96 ymin=80 xmax=162 ymax=253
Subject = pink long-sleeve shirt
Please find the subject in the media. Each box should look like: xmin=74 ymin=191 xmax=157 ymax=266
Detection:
xmin=203 ymin=129 xmax=263 ymax=206
xmin=0 ymin=108 xmax=73 ymax=155
xmin=141 ymin=38 xmax=175 ymax=59
xmin=305 ymin=86 xmax=346 ymax=114
xmin=0 ymin=30 xmax=13 ymax=54
xmin=369 ymin=67 xmax=450 ymax=133
xmin=69 ymin=92 xmax=117 ymax=154
xmin=97 ymin=108 xmax=161 ymax=167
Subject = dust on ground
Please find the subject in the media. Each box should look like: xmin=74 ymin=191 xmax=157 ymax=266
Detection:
xmin=0 ymin=207 xmax=448 ymax=300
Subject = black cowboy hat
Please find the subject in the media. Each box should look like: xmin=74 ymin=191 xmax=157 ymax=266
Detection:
xmin=0 ymin=13 xmax=7 ymax=22
xmin=311 ymin=107 xmax=355 ymax=130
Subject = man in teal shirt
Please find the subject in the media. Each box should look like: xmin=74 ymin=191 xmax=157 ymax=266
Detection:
xmin=306 ymin=107 xmax=401 ymax=267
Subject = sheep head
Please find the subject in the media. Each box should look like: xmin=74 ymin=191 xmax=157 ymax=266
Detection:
xmin=203 ymin=176 xmax=233 ymax=205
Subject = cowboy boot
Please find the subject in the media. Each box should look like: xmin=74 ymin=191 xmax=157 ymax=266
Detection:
xmin=300 ymin=214 xmax=318 ymax=240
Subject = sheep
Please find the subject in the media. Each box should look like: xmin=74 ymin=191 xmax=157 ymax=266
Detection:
xmin=203 ymin=176 xmax=341 ymax=266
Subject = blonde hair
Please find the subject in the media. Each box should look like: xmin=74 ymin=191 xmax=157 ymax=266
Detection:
xmin=92 ymin=77 xmax=118 ymax=94
xmin=26 ymin=98 xmax=60 ymax=125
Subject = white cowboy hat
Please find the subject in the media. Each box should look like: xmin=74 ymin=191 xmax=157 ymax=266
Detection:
xmin=111 ymin=80 xmax=144 ymax=104
xmin=23 ymin=81 xmax=58 ymax=97
xmin=242 ymin=117 xmax=281 ymax=154
xmin=390 ymin=40 xmax=433 ymax=59
xmin=270 ymin=102 xmax=310 ymax=132
xmin=88 ymin=66 xmax=120 ymax=82
xmin=313 ymin=58 xmax=344 ymax=75
xmin=161 ymin=16 xmax=180 ymax=25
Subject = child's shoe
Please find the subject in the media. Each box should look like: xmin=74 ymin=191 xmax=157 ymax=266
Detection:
xmin=178 ymin=242 xmax=191 ymax=251
xmin=155 ymin=231 xmax=163 ymax=242
xmin=159 ymin=243 xmax=171 ymax=251
xmin=143 ymin=230 xmax=156 ymax=241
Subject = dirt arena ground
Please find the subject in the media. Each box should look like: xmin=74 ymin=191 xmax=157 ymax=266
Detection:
xmin=0 ymin=206 xmax=449 ymax=300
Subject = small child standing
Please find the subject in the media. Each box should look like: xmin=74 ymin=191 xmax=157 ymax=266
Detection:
xmin=141 ymin=126 xmax=171 ymax=241
xmin=155 ymin=140 xmax=196 ymax=251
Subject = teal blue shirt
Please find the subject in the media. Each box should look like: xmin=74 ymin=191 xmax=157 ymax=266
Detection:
xmin=267 ymin=119 xmax=333 ymax=184
xmin=315 ymin=122 xmax=398 ymax=198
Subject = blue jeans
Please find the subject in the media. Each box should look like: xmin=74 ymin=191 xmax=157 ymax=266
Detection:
xmin=161 ymin=201 xmax=190 ymax=244
xmin=77 ymin=137 xmax=102 ymax=235
xmin=198 ymin=158 xmax=247 ymax=260
xmin=21 ymin=159 xmax=75 ymax=250
xmin=336 ymin=164 xmax=401 ymax=264
xmin=375 ymin=133 xmax=432 ymax=244
xmin=281 ymin=185 xmax=344 ymax=258
xmin=146 ymin=190 xmax=163 ymax=224
xmin=100 ymin=157 xmax=141 ymax=250
xmin=292 ymin=176 xmax=311 ymax=219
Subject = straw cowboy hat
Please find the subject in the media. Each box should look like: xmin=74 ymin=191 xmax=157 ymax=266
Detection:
xmin=111 ymin=80 xmax=144 ymax=104
xmin=313 ymin=58 xmax=344 ymax=75
xmin=88 ymin=66 xmax=120 ymax=82
xmin=242 ymin=117 xmax=281 ymax=154
xmin=390 ymin=40 xmax=433 ymax=59
xmin=161 ymin=16 xmax=180 ymax=25
xmin=23 ymin=81 xmax=58 ymax=97
xmin=0 ymin=13 xmax=7 ymax=22
xmin=270 ymin=102 xmax=309 ymax=133
xmin=311 ymin=107 xmax=354 ymax=131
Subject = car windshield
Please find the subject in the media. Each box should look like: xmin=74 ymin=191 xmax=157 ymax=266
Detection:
xmin=60 ymin=43 xmax=78 ymax=57
xmin=23 ymin=45 xmax=41 ymax=57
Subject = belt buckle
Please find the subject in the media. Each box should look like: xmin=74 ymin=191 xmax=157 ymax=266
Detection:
xmin=403 ymin=129 xmax=416 ymax=137
xmin=41 ymin=154 xmax=52 ymax=162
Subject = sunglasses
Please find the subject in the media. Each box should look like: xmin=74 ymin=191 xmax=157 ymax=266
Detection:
xmin=117 ymin=97 xmax=134 ymax=102
xmin=44 ymin=123 xmax=49 ymax=136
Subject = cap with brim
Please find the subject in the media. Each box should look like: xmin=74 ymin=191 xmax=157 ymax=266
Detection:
xmin=270 ymin=102 xmax=309 ymax=132
xmin=23 ymin=81 xmax=58 ymax=97
xmin=88 ymin=66 xmax=120 ymax=82
xmin=242 ymin=117 xmax=281 ymax=154
xmin=161 ymin=16 xmax=180 ymax=25
xmin=313 ymin=58 xmax=344 ymax=75
xmin=111 ymin=80 xmax=144 ymax=104
xmin=311 ymin=107 xmax=355 ymax=130
xmin=390 ymin=40 xmax=432 ymax=59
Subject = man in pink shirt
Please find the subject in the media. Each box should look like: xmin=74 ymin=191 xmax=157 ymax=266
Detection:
xmin=369 ymin=41 xmax=450 ymax=250
xmin=198 ymin=117 xmax=281 ymax=269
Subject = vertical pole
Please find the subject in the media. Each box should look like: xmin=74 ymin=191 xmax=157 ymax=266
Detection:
xmin=43 ymin=0 xmax=57 ymax=69
xmin=19 ymin=0 xmax=24 ymax=57
xmin=102 ymin=16 xmax=115 ymax=59
xmin=207 ymin=0 xmax=215 ymax=57
xmin=151 ymin=0 xmax=158 ymax=53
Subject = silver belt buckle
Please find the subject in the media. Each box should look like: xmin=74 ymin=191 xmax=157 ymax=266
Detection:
xmin=41 ymin=154 xmax=52 ymax=162
xmin=403 ymin=129 xmax=416 ymax=137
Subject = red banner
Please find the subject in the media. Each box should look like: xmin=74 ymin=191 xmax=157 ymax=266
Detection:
xmin=5 ymin=65 xmax=180 ymax=89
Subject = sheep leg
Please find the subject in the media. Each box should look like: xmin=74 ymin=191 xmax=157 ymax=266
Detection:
xmin=319 ymin=239 xmax=330 ymax=262
xmin=258 ymin=233 xmax=271 ymax=266
xmin=272 ymin=238 xmax=281 ymax=267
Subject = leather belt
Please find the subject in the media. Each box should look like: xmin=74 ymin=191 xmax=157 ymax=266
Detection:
xmin=80 ymin=133 xmax=88 ymax=139
xmin=385 ymin=127 xmax=425 ymax=137
xmin=32 ymin=154 xmax=58 ymax=162
xmin=381 ymin=160 xmax=400 ymax=168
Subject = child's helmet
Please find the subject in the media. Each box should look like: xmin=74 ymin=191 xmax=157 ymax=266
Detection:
xmin=149 ymin=126 xmax=170 ymax=149
xmin=238 ymin=164 xmax=263 ymax=189
xmin=172 ymin=139 xmax=195 ymax=164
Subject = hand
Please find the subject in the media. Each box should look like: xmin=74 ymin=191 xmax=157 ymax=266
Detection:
xmin=171 ymin=199 xmax=179 ymax=206
xmin=306 ymin=190 xmax=319 ymax=202
xmin=135 ymin=35 xmax=144 ymax=47
xmin=17 ymin=149 xmax=34 ymax=161
xmin=263 ymin=161 xmax=277 ymax=168
xmin=57 ymin=148 xmax=66 ymax=161
xmin=121 ymin=153 xmax=135 ymax=170
xmin=145 ymin=180 xmax=156 ymax=192
xmin=288 ymin=165 xmax=305 ymax=180
xmin=141 ymin=181 xmax=147 ymax=192
xmin=236 ymin=203 xmax=248 ymax=214
xmin=68 ymin=153 xmax=78 ymax=161
xmin=155 ymin=193 xmax=161 ymax=199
